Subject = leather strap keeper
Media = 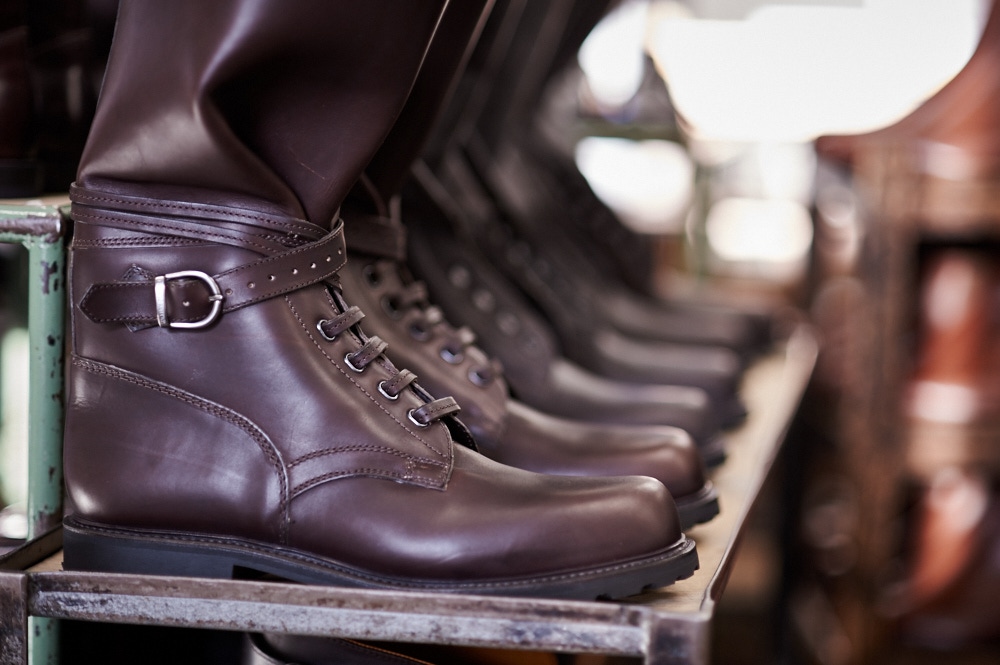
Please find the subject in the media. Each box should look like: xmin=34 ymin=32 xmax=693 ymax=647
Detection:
xmin=80 ymin=220 xmax=347 ymax=328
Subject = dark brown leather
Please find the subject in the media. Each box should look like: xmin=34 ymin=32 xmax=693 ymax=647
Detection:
xmin=452 ymin=139 xmax=747 ymax=425
xmin=339 ymin=237 xmax=715 ymax=524
xmin=404 ymin=166 xmax=728 ymax=464
xmin=63 ymin=0 xmax=698 ymax=599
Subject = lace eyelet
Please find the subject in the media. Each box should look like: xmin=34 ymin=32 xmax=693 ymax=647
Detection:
xmin=496 ymin=311 xmax=520 ymax=336
xmin=381 ymin=295 xmax=402 ymax=320
xmin=344 ymin=352 xmax=365 ymax=373
xmin=362 ymin=264 xmax=381 ymax=287
xmin=378 ymin=380 xmax=399 ymax=400
xmin=448 ymin=265 xmax=471 ymax=289
xmin=440 ymin=347 xmax=464 ymax=364
xmin=407 ymin=409 xmax=429 ymax=427
xmin=317 ymin=319 xmax=337 ymax=341
xmin=471 ymin=288 xmax=495 ymax=312
xmin=409 ymin=322 xmax=430 ymax=341
xmin=468 ymin=367 xmax=492 ymax=387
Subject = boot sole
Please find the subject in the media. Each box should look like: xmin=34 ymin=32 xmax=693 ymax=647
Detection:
xmin=62 ymin=515 xmax=699 ymax=600
xmin=675 ymin=483 xmax=720 ymax=531
xmin=699 ymin=435 xmax=728 ymax=469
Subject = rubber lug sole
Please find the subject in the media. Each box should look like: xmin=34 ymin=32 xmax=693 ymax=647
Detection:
xmin=675 ymin=482 xmax=720 ymax=530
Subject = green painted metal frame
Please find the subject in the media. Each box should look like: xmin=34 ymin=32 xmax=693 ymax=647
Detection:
xmin=0 ymin=201 xmax=68 ymax=665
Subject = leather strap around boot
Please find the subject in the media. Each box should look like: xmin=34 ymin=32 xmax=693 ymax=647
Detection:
xmin=76 ymin=204 xmax=348 ymax=329
xmin=342 ymin=208 xmax=408 ymax=262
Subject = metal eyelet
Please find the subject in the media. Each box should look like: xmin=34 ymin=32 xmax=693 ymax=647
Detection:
xmin=381 ymin=295 xmax=402 ymax=320
xmin=362 ymin=263 xmax=381 ymax=287
xmin=377 ymin=381 xmax=399 ymax=400
xmin=407 ymin=409 xmax=429 ymax=427
xmin=468 ymin=367 xmax=492 ymax=387
xmin=409 ymin=322 xmax=430 ymax=341
xmin=316 ymin=319 xmax=337 ymax=341
xmin=448 ymin=264 xmax=471 ymax=289
xmin=344 ymin=352 xmax=365 ymax=373
xmin=439 ymin=347 xmax=464 ymax=364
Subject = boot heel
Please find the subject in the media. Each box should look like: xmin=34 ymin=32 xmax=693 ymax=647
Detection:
xmin=63 ymin=518 xmax=239 ymax=579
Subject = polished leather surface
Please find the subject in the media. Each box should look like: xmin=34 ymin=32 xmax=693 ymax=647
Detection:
xmin=78 ymin=0 xmax=446 ymax=225
xmin=64 ymin=0 xmax=694 ymax=596
xmin=66 ymin=187 xmax=687 ymax=584
xmin=405 ymin=172 xmax=724 ymax=449
xmin=452 ymin=142 xmax=745 ymax=412
xmin=339 ymin=243 xmax=707 ymax=501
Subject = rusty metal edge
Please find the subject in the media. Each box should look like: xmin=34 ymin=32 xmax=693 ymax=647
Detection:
xmin=28 ymin=571 xmax=653 ymax=655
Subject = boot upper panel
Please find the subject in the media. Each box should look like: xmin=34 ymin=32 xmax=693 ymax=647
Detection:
xmin=339 ymin=257 xmax=509 ymax=448
xmin=286 ymin=444 xmax=680 ymax=581
xmin=66 ymin=355 xmax=287 ymax=541
xmin=68 ymin=223 xmax=459 ymax=529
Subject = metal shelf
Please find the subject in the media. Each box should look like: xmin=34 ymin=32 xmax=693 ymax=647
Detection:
xmin=0 ymin=201 xmax=816 ymax=663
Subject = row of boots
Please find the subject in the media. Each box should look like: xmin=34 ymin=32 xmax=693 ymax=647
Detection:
xmin=33 ymin=0 xmax=773 ymax=662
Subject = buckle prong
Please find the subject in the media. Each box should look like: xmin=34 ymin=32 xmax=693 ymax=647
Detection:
xmin=154 ymin=270 xmax=224 ymax=329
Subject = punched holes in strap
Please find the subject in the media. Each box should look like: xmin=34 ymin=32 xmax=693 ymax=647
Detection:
xmin=80 ymin=221 xmax=348 ymax=329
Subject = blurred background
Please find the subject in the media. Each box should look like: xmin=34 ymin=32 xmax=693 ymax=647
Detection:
xmin=3 ymin=0 xmax=1000 ymax=663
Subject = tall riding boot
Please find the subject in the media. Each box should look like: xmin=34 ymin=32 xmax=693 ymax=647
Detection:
xmin=339 ymin=0 xmax=720 ymax=504
xmin=64 ymin=0 xmax=698 ymax=599
xmin=415 ymin=0 xmax=747 ymax=427
xmin=465 ymin=0 xmax=772 ymax=358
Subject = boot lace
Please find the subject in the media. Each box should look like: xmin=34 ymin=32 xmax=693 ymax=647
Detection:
xmin=366 ymin=260 xmax=502 ymax=388
xmin=316 ymin=297 xmax=460 ymax=426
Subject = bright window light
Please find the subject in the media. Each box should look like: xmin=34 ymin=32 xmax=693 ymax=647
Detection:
xmin=649 ymin=0 xmax=987 ymax=141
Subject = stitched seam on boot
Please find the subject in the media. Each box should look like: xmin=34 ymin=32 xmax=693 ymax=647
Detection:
xmin=288 ymin=445 xmax=446 ymax=469
xmin=290 ymin=467 xmax=424 ymax=497
xmin=72 ymin=190 xmax=320 ymax=237
xmin=288 ymin=297 xmax=451 ymax=463
xmin=73 ymin=209 xmax=278 ymax=254
xmin=73 ymin=356 xmax=292 ymax=543
xmin=73 ymin=236 xmax=207 ymax=248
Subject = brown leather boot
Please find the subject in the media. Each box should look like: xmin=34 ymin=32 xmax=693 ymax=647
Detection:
xmin=63 ymin=0 xmax=697 ymax=600
xmin=340 ymin=223 xmax=719 ymax=528
xmin=332 ymin=0 xmax=716 ymax=525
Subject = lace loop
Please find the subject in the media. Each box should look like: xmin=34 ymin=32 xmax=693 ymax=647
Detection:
xmin=409 ymin=396 xmax=461 ymax=426
xmin=366 ymin=261 xmax=498 ymax=388
xmin=345 ymin=335 xmax=389 ymax=371
xmin=317 ymin=306 xmax=365 ymax=340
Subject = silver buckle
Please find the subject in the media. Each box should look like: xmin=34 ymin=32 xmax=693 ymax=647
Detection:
xmin=154 ymin=270 xmax=224 ymax=329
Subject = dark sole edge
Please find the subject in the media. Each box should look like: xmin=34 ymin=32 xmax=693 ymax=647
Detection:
xmin=63 ymin=516 xmax=699 ymax=601
xmin=675 ymin=482 xmax=720 ymax=531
